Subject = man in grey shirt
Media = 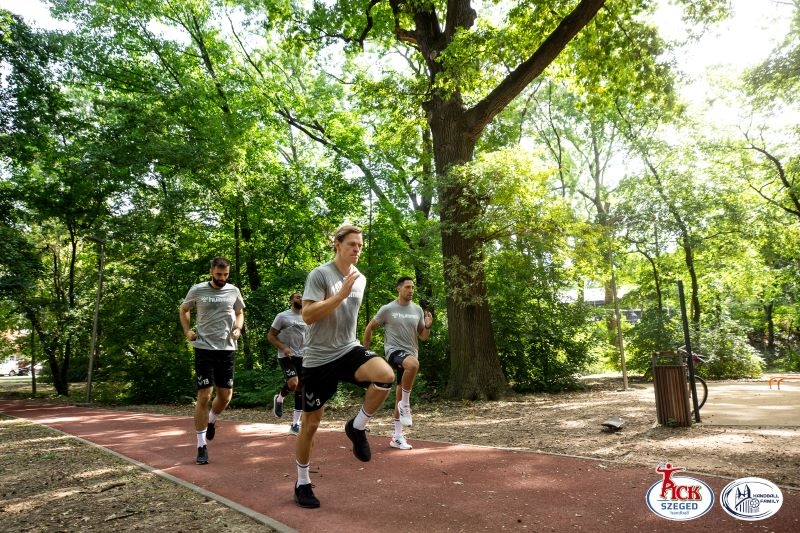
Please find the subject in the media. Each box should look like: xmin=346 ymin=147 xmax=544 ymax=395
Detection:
xmin=363 ymin=276 xmax=433 ymax=450
xmin=293 ymin=224 xmax=394 ymax=509
xmin=267 ymin=292 xmax=307 ymax=435
xmin=179 ymin=256 xmax=245 ymax=465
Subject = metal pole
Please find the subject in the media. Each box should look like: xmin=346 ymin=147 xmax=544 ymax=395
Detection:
xmin=677 ymin=280 xmax=700 ymax=422
xmin=85 ymin=237 xmax=105 ymax=404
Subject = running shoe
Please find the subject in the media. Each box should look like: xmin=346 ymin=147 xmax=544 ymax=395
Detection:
xmin=344 ymin=418 xmax=371 ymax=462
xmin=294 ymin=483 xmax=320 ymax=508
xmin=389 ymin=435 xmax=412 ymax=450
xmin=273 ymin=394 xmax=283 ymax=418
xmin=290 ymin=423 xmax=301 ymax=435
xmin=398 ymin=403 xmax=413 ymax=427
xmin=206 ymin=421 xmax=216 ymax=441
xmin=196 ymin=445 xmax=208 ymax=465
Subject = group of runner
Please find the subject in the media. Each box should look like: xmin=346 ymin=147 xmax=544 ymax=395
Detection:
xmin=178 ymin=224 xmax=433 ymax=508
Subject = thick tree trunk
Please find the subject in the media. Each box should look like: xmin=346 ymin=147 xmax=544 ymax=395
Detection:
xmin=430 ymin=104 xmax=508 ymax=400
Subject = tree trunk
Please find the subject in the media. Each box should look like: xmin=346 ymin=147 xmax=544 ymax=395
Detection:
xmin=764 ymin=301 xmax=775 ymax=357
xmin=681 ymin=238 xmax=701 ymax=329
xmin=430 ymin=104 xmax=508 ymax=400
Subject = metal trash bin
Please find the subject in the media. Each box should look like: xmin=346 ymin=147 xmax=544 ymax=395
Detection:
xmin=652 ymin=351 xmax=691 ymax=427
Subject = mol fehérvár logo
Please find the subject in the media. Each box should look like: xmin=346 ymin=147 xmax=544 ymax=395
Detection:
xmin=645 ymin=463 xmax=714 ymax=520
xmin=719 ymin=477 xmax=783 ymax=521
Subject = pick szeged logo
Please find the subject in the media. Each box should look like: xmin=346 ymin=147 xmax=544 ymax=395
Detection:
xmin=645 ymin=463 xmax=714 ymax=521
xmin=719 ymin=477 xmax=783 ymax=521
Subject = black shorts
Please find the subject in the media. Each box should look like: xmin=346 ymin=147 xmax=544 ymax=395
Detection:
xmin=279 ymin=356 xmax=302 ymax=382
xmin=300 ymin=346 xmax=379 ymax=412
xmin=194 ymin=348 xmax=235 ymax=390
xmin=387 ymin=350 xmax=411 ymax=384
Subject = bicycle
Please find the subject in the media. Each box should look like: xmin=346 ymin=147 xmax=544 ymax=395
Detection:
xmin=677 ymin=346 xmax=707 ymax=413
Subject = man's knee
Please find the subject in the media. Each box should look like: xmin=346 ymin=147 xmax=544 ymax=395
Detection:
xmin=287 ymin=377 xmax=300 ymax=391
xmin=197 ymin=388 xmax=213 ymax=403
xmin=403 ymin=356 xmax=420 ymax=372
xmin=302 ymin=410 xmax=323 ymax=431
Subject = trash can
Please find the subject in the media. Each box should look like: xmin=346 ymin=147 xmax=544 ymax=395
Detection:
xmin=652 ymin=351 xmax=691 ymax=427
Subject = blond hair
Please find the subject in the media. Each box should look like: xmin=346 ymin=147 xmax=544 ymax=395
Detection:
xmin=332 ymin=224 xmax=362 ymax=248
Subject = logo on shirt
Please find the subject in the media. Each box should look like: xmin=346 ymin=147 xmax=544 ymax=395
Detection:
xmin=201 ymin=295 xmax=236 ymax=304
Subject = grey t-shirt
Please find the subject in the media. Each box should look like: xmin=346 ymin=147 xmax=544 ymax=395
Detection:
xmin=270 ymin=309 xmax=308 ymax=358
xmin=373 ymin=299 xmax=424 ymax=358
xmin=182 ymin=282 xmax=245 ymax=351
xmin=302 ymin=261 xmax=366 ymax=367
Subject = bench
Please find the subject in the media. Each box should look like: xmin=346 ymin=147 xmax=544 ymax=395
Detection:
xmin=768 ymin=376 xmax=800 ymax=390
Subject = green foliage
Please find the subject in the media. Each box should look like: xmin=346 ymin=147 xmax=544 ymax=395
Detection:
xmin=230 ymin=367 xmax=281 ymax=408
xmin=696 ymin=318 xmax=764 ymax=379
xmin=124 ymin=346 xmax=194 ymax=404
xmin=3 ymin=0 xmax=796 ymax=405
xmin=625 ymin=310 xmax=684 ymax=375
xmin=483 ymin=158 xmax=596 ymax=391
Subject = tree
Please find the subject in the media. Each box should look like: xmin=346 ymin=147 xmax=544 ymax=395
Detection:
xmin=287 ymin=0 xmax=728 ymax=398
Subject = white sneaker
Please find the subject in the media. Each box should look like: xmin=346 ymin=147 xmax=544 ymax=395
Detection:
xmin=398 ymin=403 xmax=413 ymax=427
xmin=389 ymin=435 xmax=412 ymax=450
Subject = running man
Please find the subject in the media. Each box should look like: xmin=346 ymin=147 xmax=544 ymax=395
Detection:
xmin=293 ymin=224 xmax=395 ymax=509
xmin=179 ymin=256 xmax=245 ymax=465
xmin=267 ymin=292 xmax=307 ymax=435
xmin=363 ymin=276 xmax=432 ymax=450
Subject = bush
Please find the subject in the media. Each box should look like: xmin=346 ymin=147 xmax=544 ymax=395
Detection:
xmin=230 ymin=367 xmax=282 ymax=408
xmin=124 ymin=346 xmax=194 ymax=404
xmin=696 ymin=321 xmax=763 ymax=379
xmin=625 ymin=309 xmax=684 ymax=376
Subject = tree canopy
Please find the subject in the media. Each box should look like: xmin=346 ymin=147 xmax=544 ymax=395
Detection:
xmin=1 ymin=0 xmax=797 ymax=403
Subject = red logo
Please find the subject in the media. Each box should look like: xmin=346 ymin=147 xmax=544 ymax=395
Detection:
xmin=646 ymin=463 xmax=714 ymax=520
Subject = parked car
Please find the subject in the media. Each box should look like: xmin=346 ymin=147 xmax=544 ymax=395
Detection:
xmin=0 ymin=359 xmax=21 ymax=376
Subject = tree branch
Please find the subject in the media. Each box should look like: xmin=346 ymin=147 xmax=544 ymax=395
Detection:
xmin=468 ymin=0 xmax=606 ymax=137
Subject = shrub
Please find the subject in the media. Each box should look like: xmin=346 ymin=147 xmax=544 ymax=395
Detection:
xmin=696 ymin=321 xmax=763 ymax=379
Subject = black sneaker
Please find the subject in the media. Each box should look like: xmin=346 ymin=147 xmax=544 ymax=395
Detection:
xmin=344 ymin=418 xmax=371 ymax=462
xmin=273 ymin=394 xmax=283 ymax=418
xmin=196 ymin=445 xmax=208 ymax=465
xmin=294 ymin=483 xmax=320 ymax=508
xmin=206 ymin=421 xmax=216 ymax=441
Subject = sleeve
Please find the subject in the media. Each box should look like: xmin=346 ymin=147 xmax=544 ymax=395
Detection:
xmin=182 ymin=285 xmax=198 ymax=309
xmin=302 ymin=268 xmax=328 ymax=303
xmin=373 ymin=304 xmax=389 ymax=325
xmin=234 ymin=288 xmax=245 ymax=310
xmin=270 ymin=312 xmax=284 ymax=330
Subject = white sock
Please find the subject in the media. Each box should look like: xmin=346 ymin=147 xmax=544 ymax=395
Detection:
xmin=353 ymin=407 xmax=372 ymax=430
xmin=196 ymin=429 xmax=207 ymax=447
xmin=296 ymin=461 xmax=311 ymax=486
xmin=401 ymin=388 xmax=411 ymax=405
xmin=208 ymin=410 xmax=218 ymax=424
xmin=293 ymin=409 xmax=302 ymax=425
xmin=393 ymin=418 xmax=402 ymax=439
